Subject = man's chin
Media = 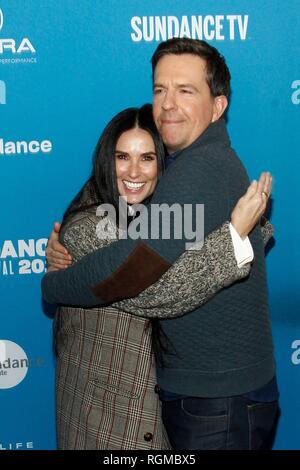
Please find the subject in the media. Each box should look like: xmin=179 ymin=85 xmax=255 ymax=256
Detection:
xmin=165 ymin=141 xmax=182 ymax=153
xmin=159 ymin=130 xmax=183 ymax=152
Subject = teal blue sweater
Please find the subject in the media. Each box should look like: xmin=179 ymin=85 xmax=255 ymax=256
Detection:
xmin=42 ymin=119 xmax=275 ymax=396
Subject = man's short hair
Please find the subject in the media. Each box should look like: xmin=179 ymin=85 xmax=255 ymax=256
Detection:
xmin=151 ymin=37 xmax=231 ymax=98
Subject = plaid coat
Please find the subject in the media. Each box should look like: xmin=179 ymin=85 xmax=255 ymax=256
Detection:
xmin=55 ymin=305 xmax=170 ymax=450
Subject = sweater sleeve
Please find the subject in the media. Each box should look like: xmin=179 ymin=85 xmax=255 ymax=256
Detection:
xmin=43 ymin=211 xmax=273 ymax=317
xmin=41 ymin=156 xmax=232 ymax=307
xmin=115 ymin=222 xmax=250 ymax=317
xmin=53 ymin=214 xmax=249 ymax=318
xmin=261 ymin=217 xmax=274 ymax=245
xmin=114 ymin=218 xmax=273 ymax=317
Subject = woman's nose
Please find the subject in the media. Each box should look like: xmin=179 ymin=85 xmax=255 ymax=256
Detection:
xmin=127 ymin=160 xmax=140 ymax=179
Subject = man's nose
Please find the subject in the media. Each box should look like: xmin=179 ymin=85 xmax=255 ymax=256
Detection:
xmin=162 ymin=90 xmax=177 ymax=111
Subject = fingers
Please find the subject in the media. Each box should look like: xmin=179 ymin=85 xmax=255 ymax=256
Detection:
xmin=256 ymin=172 xmax=267 ymax=196
xmin=48 ymin=222 xmax=62 ymax=244
xmin=47 ymin=261 xmax=69 ymax=270
xmin=46 ymin=221 xmax=72 ymax=269
xmin=231 ymin=172 xmax=272 ymax=240
xmin=257 ymin=172 xmax=272 ymax=201
xmin=243 ymin=180 xmax=258 ymax=199
xmin=47 ymin=243 xmax=72 ymax=267
xmin=243 ymin=173 xmax=272 ymax=208
xmin=54 ymin=222 xmax=61 ymax=234
xmin=49 ymin=228 xmax=59 ymax=242
xmin=46 ymin=238 xmax=70 ymax=258
xmin=264 ymin=174 xmax=272 ymax=198
xmin=51 ymin=239 xmax=69 ymax=256
xmin=46 ymin=253 xmax=72 ymax=268
xmin=51 ymin=241 xmax=71 ymax=258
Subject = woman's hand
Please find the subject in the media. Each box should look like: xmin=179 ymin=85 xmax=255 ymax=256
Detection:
xmin=231 ymin=172 xmax=272 ymax=240
xmin=46 ymin=222 xmax=72 ymax=271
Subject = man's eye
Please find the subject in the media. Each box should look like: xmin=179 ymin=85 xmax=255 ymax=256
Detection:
xmin=154 ymin=88 xmax=163 ymax=94
xmin=180 ymin=89 xmax=192 ymax=94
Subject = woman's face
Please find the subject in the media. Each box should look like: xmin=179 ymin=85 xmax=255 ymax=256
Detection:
xmin=115 ymin=128 xmax=158 ymax=205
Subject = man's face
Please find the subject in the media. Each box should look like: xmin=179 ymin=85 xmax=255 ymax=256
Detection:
xmin=153 ymin=53 xmax=227 ymax=153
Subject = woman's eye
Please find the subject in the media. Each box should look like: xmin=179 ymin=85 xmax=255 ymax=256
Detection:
xmin=143 ymin=155 xmax=155 ymax=161
xmin=116 ymin=154 xmax=127 ymax=160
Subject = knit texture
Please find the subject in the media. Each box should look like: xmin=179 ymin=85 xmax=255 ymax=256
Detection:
xmin=63 ymin=214 xmax=252 ymax=317
xmin=153 ymin=121 xmax=275 ymax=397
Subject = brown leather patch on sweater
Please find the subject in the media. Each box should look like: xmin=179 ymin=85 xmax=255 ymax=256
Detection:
xmin=91 ymin=243 xmax=171 ymax=303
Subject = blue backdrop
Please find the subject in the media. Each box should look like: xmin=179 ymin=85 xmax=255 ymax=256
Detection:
xmin=0 ymin=0 xmax=299 ymax=450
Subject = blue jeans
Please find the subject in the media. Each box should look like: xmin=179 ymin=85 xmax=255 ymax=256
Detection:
xmin=161 ymin=396 xmax=279 ymax=450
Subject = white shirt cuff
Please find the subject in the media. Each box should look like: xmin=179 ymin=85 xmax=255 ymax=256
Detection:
xmin=229 ymin=223 xmax=254 ymax=268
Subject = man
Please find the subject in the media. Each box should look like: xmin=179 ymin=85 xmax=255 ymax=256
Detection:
xmin=42 ymin=38 xmax=278 ymax=449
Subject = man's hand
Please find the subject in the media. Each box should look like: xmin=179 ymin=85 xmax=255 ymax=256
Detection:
xmin=46 ymin=222 xmax=72 ymax=271
xmin=231 ymin=172 xmax=272 ymax=240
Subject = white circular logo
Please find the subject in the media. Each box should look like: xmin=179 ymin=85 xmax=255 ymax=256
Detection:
xmin=0 ymin=340 xmax=29 ymax=389
xmin=0 ymin=9 xmax=3 ymax=31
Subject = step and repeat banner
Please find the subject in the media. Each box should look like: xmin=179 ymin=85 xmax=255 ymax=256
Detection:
xmin=0 ymin=0 xmax=299 ymax=450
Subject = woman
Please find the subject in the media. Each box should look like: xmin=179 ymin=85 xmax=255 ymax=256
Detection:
xmin=47 ymin=105 xmax=272 ymax=450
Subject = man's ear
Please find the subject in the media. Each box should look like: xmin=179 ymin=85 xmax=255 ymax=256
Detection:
xmin=212 ymin=95 xmax=228 ymax=122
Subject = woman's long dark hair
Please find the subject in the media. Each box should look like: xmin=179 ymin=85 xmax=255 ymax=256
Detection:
xmin=60 ymin=104 xmax=165 ymax=229
xmin=58 ymin=104 xmax=170 ymax=367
